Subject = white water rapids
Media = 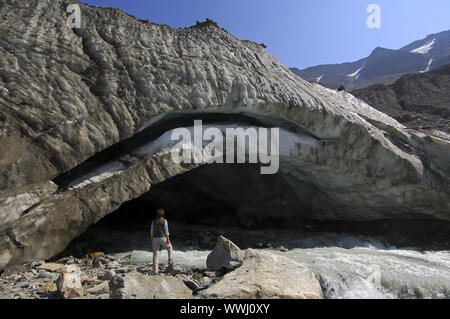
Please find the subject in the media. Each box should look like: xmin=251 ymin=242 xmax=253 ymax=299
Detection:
xmin=115 ymin=233 xmax=450 ymax=299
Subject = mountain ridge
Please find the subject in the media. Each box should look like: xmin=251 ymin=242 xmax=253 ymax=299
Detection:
xmin=352 ymin=63 xmax=450 ymax=135
xmin=291 ymin=29 xmax=450 ymax=90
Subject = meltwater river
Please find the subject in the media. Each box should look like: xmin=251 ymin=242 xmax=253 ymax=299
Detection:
xmin=117 ymin=232 xmax=450 ymax=299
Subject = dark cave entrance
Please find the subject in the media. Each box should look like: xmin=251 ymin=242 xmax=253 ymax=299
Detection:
xmin=61 ymin=162 xmax=318 ymax=257
xmin=90 ymin=162 xmax=318 ymax=232
xmin=60 ymin=162 xmax=450 ymax=259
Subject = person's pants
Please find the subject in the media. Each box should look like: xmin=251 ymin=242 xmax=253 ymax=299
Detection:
xmin=152 ymin=238 xmax=174 ymax=274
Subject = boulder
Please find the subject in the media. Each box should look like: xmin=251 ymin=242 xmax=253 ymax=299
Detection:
xmin=81 ymin=275 xmax=96 ymax=285
xmin=98 ymin=270 xmax=116 ymax=281
xmin=56 ymin=265 xmax=84 ymax=299
xmin=109 ymin=272 xmax=192 ymax=299
xmin=107 ymin=261 xmax=120 ymax=269
xmin=38 ymin=263 xmax=64 ymax=272
xmin=37 ymin=271 xmax=58 ymax=280
xmin=87 ymin=281 xmax=110 ymax=296
xmin=206 ymin=236 xmax=244 ymax=271
xmin=38 ymin=282 xmax=57 ymax=294
xmin=176 ymin=274 xmax=200 ymax=291
xmin=199 ymin=249 xmax=323 ymax=299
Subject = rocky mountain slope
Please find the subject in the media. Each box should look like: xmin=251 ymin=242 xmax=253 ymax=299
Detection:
xmin=291 ymin=30 xmax=450 ymax=90
xmin=0 ymin=0 xmax=449 ymax=270
xmin=352 ymin=63 xmax=450 ymax=135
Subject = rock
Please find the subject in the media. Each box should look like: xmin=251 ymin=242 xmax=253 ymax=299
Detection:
xmin=98 ymin=270 xmax=116 ymax=281
xmin=17 ymin=282 xmax=31 ymax=288
xmin=85 ymin=252 xmax=105 ymax=259
xmin=38 ymin=282 xmax=57 ymax=294
xmin=199 ymin=249 xmax=323 ymax=299
xmin=104 ymin=255 xmax=118 ymax=261
xmin=175 ymin=274 xmax=200 ymax=291
xmin=87 ymin=281 xmax=110 ymax=295
xmin=229 ymin=261 xmax=242 ymax=269
xmin=56 ymin=265 xmax=84 ymax=299
xmin=2 ymin=264 xmax=26 ymax=277
xmin=203 ymin=271 xmax=225 ymax=278
xmin=38 ymin=263 xmax=64 ymax=272
xmin=30 ymin=261 xmax=45 ymax=268
xmin=254 ymin=242 xmax=264 ymax=248
xmin=115 ymin=266 xmax=135 ymax=274
xmin=37 ymin=271 xmax=58 ymax=280
xmin=55 ymin=256 xmax=74 ymax=264
xmin=81 ymin=275 xmax=97 ymax=285
xmin=136 ymin=266 xmax=151 ymax=274
xmin=107 ymin=261 xmax=120 ymax=269
xmin=167 ymin=264 xmax=186 ymax=275
xmin=97 ymin=257 xmax=110 ymax=264
xmin=175 ymin=274 xmax=191 ymax=281
xmin=109 ymin=272 xmax=192 ymax=299
xmin=274 ymin=245 xmax=289 ymax=252
xmin=193 ymin=273 xmax=203 ymax=282
xmin=183 ymin=280 xmax=200 ymax=291
xmin=200 ymin=277 xmax=212 ymax=286
xmin=206 ymin=236 xmax=244 ymax=271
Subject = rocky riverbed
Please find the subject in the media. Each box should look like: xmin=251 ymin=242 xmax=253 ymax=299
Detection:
xmin=1 ymin=220 xmax=449 ymax=299
xmin=0 ymin=231 xmax=320 ymax=299
xmin=0 ymin=250 xmax=227 ymax=299
xmin=0 ymin=221 xmax=300 ymax=299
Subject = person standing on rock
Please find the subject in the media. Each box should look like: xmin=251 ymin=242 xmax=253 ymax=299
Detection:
xmin=150 ymin=208 xmax=174 ymax=274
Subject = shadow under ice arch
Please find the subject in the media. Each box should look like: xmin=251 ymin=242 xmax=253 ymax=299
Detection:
xmin=1 ymin=107 xmax=448 ymax=271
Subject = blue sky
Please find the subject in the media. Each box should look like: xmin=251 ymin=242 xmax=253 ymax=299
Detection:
xmin=81 ymin=0 xmax=450 ymax=69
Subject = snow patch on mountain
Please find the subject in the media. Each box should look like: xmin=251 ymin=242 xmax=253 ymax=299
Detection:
xmin=421 ymin=59 xmax=433 ymax=73
xmin=316 ymin=75 xmax=323 ymax=82
xmin=411 ymin=38 xmax=436 ymax=54
xmin=347 ymin=67 xmax=363 ymax=79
